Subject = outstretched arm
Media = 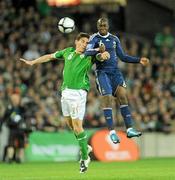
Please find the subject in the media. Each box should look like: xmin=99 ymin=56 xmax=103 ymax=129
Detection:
xmin=20 ymin=54 xmax=55 ymax=66
xmin=116 ymin=42 xmax=149 ymax=65
xmin=116 ymin=42 xmax=140 ymax=63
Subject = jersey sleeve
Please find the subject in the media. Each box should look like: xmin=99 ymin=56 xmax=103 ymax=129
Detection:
xmin=53 ymin=48 xmax=67 ymax=59
xmin=85 ymin=34 xmax=99 ymax=56
xmin=115 ymin=37 xmax=140 ymax=63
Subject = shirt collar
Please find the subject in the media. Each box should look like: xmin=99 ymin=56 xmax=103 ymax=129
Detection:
xmin=97 ymin=32 xmax=110 ymax=38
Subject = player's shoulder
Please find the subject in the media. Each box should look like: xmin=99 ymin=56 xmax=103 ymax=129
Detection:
xmin=61 ymin=47 xmax=75 ymax=55
xmin=109 ymin=33 xmax=120 ymax=42
xmin=54 ymin=47 xmax=73 ymax=53
xmin=89 ymin=33 xmax=98 ymax=41
xmin=53 ymin=47 xmax=74 ymax=58
xmin=65 ymin=47 xmax=75 ymax=52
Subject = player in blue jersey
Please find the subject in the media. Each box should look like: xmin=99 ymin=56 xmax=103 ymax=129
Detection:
xmin=85 ymin=18 xmax=149 ymax=144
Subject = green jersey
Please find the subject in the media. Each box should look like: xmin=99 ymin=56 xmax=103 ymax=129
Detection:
xmin=53 ymin=47 xmax=93 ymax=91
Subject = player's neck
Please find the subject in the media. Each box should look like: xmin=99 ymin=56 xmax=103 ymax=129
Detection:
xmin=75 ymin=50 xmax=82 ymax=54
xmin=98 ymin=32 xmax=109 ymax=38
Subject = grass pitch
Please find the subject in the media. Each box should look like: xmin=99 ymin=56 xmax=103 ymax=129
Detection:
xmin=0 ymin=158 xmax=175 ymax=180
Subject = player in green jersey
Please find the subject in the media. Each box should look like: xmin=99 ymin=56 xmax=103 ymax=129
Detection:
xmin=20 ymin=32 xmax=110 ymax=173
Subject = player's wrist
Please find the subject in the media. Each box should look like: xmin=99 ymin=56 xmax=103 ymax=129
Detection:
xmin=94 ymin=48 xmax=100 ymax=52
xmin=138 ymin=57 xmax=142 ymax=63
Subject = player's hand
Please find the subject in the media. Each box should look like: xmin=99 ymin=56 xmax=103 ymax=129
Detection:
xmin=19 ymin=58 xmax=34 ymax=66
xmin=101 ymin=51 xmax=110 ymax=60
xmin=140 ymin=57 xmax=149 ymax=66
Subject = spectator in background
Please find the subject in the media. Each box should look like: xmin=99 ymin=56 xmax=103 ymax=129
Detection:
xmin=154 ymin=25 xmax=175 ymax=55
xmin=0 ymin=93 xmax=27 ymax=163
xmin=23 ymin=44 xmax=40 ymax=60
xmin=37 ymin=0 xmax=51 ymax=17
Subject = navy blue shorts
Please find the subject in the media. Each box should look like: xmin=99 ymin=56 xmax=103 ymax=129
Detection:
xmin=95 ymin=69 xmax=126 ymax=96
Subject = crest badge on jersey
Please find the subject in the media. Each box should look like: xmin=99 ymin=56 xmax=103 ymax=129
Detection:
xmin=67 ymin=53 xmax=74 ymax=60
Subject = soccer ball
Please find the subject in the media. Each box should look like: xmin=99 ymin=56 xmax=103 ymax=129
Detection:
xmin=58 ymin=17 xmax=75 ymax=34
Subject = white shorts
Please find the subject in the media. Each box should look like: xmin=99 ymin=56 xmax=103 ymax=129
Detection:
xmin=61 ymin=88 xmax=87 ymax=120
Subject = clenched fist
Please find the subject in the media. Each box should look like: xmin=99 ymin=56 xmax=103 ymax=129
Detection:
xmin=140 ymin=57 xmax=149 ymax=66
xmin=101 ymin=51 xmax=110 ymax=60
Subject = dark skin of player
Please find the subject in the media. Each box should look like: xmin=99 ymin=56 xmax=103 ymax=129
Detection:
xmin=96 ymin=18 xmax=149 ymax=125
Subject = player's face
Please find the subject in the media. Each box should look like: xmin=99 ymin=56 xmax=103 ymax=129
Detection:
xmin=97 ymin=20 xmax=109 ymax=36
xmin=75 ymin=37 xmax=89 ymax=53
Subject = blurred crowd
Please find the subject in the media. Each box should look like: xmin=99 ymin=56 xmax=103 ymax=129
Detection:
xmin=1 ymin=0 xmax=175 ymax=134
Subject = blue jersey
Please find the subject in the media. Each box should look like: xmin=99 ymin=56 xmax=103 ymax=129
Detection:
xmin=85 ymin=32 xmax=140 ymax=70
xmin=85 ymin=32 xmax=141 ymax=96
